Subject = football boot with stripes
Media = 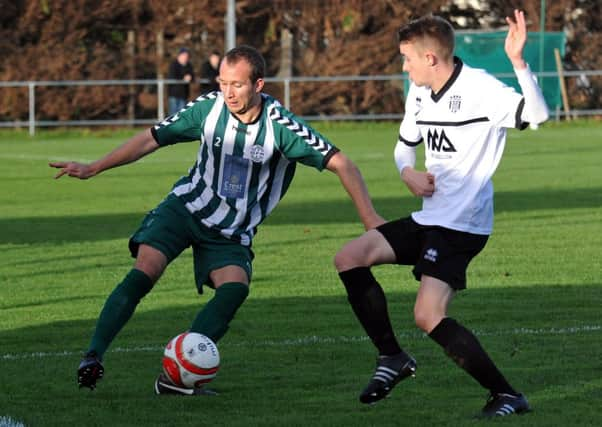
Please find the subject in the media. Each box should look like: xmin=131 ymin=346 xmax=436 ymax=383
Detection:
xmin=154 ymin=373 xmax=218 ymax=396
xmin=77 ymin=351 xmax=104 ymax=390
xmin=359 ymin=352 xmax=417 ymax=404
xmin=480 ymin=392 xmax=530 ymax=417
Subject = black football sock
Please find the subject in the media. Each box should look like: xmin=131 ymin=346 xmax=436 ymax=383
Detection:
xmin=429 ymin=317 xmax=517 ymax=395
xmin=339 ymin=267 xmax=403 ymax=356
xmin=190 ymin=282 xmax=249 ymax=342
xmin=88 ymin=269 xmax=154 ymax=359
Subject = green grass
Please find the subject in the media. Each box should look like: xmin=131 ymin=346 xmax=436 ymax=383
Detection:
xmin=1 ymin=121 xmax=601 ymax=426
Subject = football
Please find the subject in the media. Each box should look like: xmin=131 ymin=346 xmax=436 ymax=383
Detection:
xmin=162 ymin=332 xmax=220 ymax=388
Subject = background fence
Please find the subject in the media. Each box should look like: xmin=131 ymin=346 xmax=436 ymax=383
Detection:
xmin=1 ymin=70 xmax=601 ymax=135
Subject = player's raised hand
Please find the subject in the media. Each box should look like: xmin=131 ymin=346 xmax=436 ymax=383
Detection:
xmin=49 ymin=161 xmax=96 ymax=179
xmin=505 ymin=9 xmax=527 ymax=68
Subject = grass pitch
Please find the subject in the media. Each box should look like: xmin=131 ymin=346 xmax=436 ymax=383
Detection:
xmin=1 ymin=121 xmax=601 ymax=426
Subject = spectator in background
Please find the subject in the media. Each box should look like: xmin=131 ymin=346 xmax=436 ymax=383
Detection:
xmin=167 ymin=47 xmax=194 ymax=115
xmin=201 ymin=51 xmax=221 ymax=94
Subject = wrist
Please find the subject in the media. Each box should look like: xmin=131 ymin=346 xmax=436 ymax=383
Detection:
xmin=510 ymin=57 xmax=527 ymax=70
xmin=88 ymin=161 xmax=103 ymax=176
xmin=400 ymin=166 xmax=412 ymax=181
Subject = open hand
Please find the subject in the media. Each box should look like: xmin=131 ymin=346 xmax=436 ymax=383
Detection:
xmin=505 ymin=9 xmax=527 ymax=68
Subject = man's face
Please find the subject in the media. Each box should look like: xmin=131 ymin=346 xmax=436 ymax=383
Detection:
xmin=218 ymin=59 xmax=263 ymax=116
xmin=177 ymin=52 xmax=190 ymax=65
xmin=399 ymin=41 xmax=431 ymax=87
xmin=209 ymin=54 xmax=220 ymax=69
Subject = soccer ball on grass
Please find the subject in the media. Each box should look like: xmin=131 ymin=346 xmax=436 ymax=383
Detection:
xmin=162 ymin=332 xmax=220 ymax=388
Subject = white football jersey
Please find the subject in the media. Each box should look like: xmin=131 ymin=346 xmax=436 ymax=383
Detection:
xmin=396 ymin=58 xmax=527 ymax=235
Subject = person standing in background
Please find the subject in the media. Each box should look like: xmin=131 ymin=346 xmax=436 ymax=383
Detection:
xmin=167 ymin=47 xmax=194 ymax=115
xmin=201 ymin=51 xmax=221 ymax=94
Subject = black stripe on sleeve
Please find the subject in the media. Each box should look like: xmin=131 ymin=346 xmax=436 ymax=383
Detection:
xmin=150 ymin=126 xmax=161 ymax=145
xmin=515 ymin=97 xmax=529 ymax=130
xmin=322 ymin=147 xmax=340 ymax=169
xmin=399 ymin=134 xmax=423 ymax=147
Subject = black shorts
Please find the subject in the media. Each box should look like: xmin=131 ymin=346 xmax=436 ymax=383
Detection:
xmin=376 ymin=217 xmax=488 ymax=290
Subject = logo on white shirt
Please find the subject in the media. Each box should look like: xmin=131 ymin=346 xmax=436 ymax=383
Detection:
xmin=427 ymin=129 xmax=456 ymax=153
xmin=415 ymin=96 xmax=422 ymax=115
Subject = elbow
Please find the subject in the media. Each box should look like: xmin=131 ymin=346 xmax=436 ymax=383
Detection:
xmin=534 ymin=108 xmax=550 ymax=125
xmin=525 ymin=106 xmax=549 ymax=126
xmin=326 ymin=151 xmax=355 ymax=175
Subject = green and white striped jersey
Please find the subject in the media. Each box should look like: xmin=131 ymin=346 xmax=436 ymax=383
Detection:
xmin=151 ymin=91 xmax=338 ymax=246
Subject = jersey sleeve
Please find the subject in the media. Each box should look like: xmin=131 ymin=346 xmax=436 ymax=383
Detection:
xmin=268 ymin=106 xmax=338 ymax=171
xmin=399 ymin=83 xmax=424 ymax=144
xmin=515 ymin=64 xmax=549 ymax=125
xmin=151 ymin=94 xmax=217 ymax=146
xmin=394 ymin=84 xmax=422 ymax=174
xmin=480 ymin=72 xmax=527 ymax=130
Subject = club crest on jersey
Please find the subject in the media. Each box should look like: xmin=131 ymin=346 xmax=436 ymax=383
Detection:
xmin=448 ymin=95 xmax=461 ymax=113
xmin=249 ymin=145 xmax=265 ymax=163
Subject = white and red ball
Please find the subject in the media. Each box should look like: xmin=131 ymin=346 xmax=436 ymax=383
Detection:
xmin=162 ymin=332 xmax=220 ymax=388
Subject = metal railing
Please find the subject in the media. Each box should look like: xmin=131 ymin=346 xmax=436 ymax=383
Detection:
xmin=1 ymin=70 xmax=601 ymax=135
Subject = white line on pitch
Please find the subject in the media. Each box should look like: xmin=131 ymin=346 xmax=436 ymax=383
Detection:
xmin=0 ymin=416 xmax=26 ymax=427
xmin=1 ymin=324 xmax=600 ymax=361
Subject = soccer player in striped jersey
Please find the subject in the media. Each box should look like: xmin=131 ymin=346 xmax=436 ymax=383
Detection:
xmin=334 ymin=11 xmax=548 ymax=417
xmin=50 ymin=45 xmax=384 ymax=394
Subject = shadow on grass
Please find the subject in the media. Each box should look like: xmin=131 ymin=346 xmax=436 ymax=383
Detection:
xmin=2 ymin=186 xmax=600 ymax=245
xmin=1 ymin=283 xmax=600 ymax=355
xmin=1 ymin=284 xmax=600 ymax=427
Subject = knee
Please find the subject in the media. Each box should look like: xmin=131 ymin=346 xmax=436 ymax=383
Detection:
xmin=134 ymin=248 xmax=167 ymax=284
xmin=334 ymin=248 xmax=354 ymax=272
xmin=135 ymin=261 xmax=163 ymax=283
xmin=413 ymin=303 xmax=442 ymax=334
xmin=413 ymin=305 xmax=430 ymax=333
xmin=334 ymin=240 xmax=371 ymax=272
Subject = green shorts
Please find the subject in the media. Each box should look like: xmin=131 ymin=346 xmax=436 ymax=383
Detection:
xmin=129 ymin=194 xmax=254 ymax=293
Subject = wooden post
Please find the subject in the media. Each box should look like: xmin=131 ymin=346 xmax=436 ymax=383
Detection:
xmin=554 ymin=48 xmax=571 ymax=120
xmin=156 ymin=29 xmax=164 ymax=79
xmin=156 ymin=29 xmax=165 ymax=119
xmin=127 ymin=30 xmax=136 ymax=122
xmin=277 ymin=28 xmax=293 ymax=78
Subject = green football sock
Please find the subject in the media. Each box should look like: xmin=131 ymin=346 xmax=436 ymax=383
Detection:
xmin=88 ymin=269 xmax=154 ymax=359
xmin=190 ymin=282 xmax=249 ymax=342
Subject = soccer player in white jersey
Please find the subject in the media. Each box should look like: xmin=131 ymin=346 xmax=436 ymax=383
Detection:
xmin=50 ymin=45 xmax=384 ymax=394
xmin=334 ymin=10 xmax=548 ymax=417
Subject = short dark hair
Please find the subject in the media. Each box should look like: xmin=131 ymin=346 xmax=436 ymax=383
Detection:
xmin=397 ymin=15 xmax=455 ymax=61
xmin=223 ymin=45 xmax=266 ymax=82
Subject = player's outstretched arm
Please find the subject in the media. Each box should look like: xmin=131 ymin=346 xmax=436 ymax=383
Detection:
xmin=504 ymin=9 xmax=549 ymax=124
xmin=504 ymin=9 xmax=527 ymax=70
xmin=325 ymin=151 xmax=385 ymax=230
xmin=49 ymin=128 xmax=159 ymax=179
